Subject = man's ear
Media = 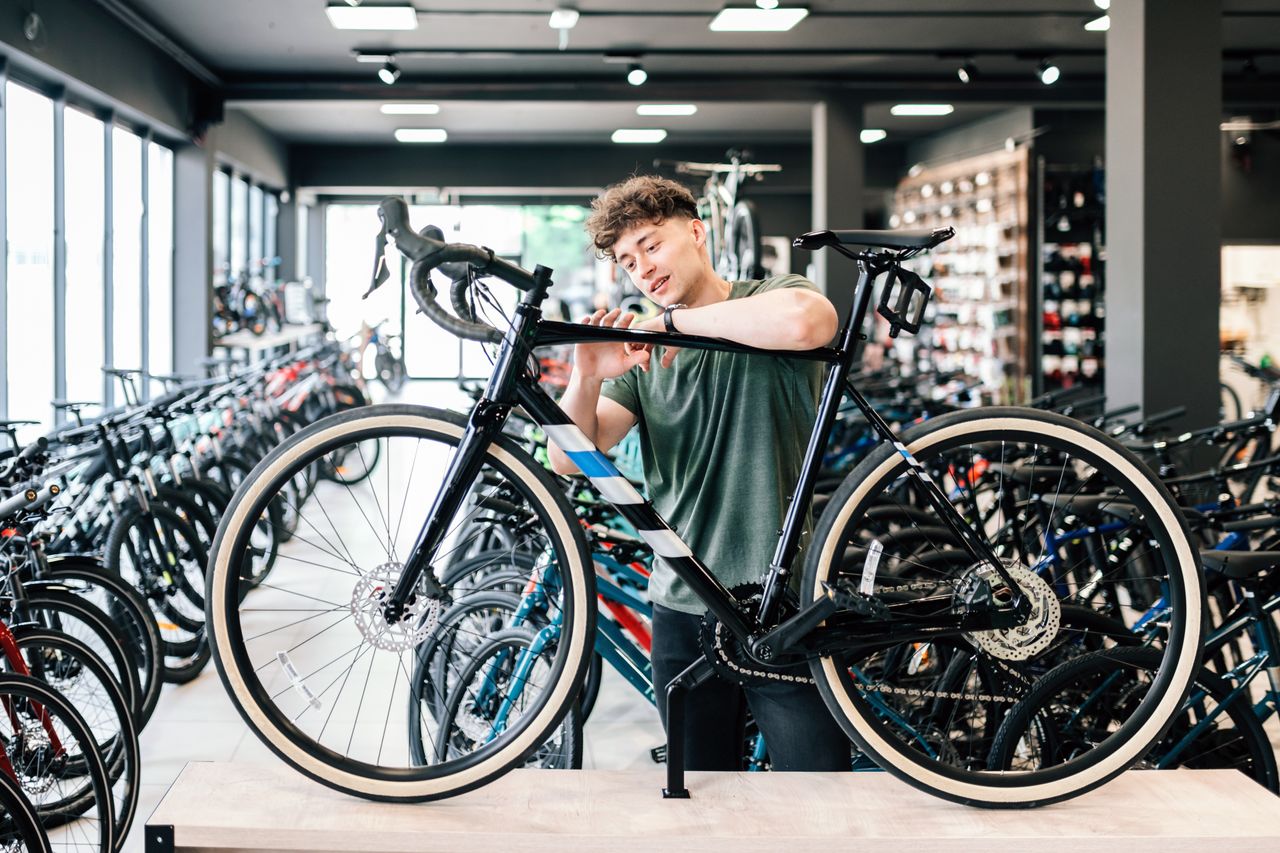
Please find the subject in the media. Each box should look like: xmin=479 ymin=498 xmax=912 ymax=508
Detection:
xmin=689 ymin=217 xmax=706 ymax=248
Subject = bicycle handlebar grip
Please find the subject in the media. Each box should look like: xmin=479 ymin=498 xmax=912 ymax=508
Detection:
xmin=0 ymin=486 xmax=38 ymax=518
xmin=1143 ymin=406 xmax=1188 ymax=429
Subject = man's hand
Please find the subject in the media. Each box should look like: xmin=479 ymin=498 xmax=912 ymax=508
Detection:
xmin=632 ymin=315 xmax=681 ymax=368
xmin=574 ymin=308 xmax=652 ymax=379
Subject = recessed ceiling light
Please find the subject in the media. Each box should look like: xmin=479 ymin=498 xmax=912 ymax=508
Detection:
xmin=860 ymin=128 xmax=887 ymax=144
xmin=356 ymin=53 xmax=393 ymax=64
xmin=326 ymin=3 xmax=418 ymax=30
xmin=636 ymin=104 xmax=697 ymax=116
xmin=709 ymin=7 xmax=809 ymax=32
xmin=612 ymin=128 xmax=668 ymax=144
xmin=756 ymin=0 xmax=780 ymax=9
xmin=627 ymin=64 xmax=648 ymax=86
xmin=1084 ymin=15 xmax=1110 ymax=32
xmin=1038 ymin=59 xmax=1061 ymax=85
xmin=957 ymin=61 xmax=978 ymax=84
xmin=381 ymin=103 xmax=440 ymax=115
xmin=395 ymin=128 xmax=448 ymax=143
xmin=1094 ymin=0 xmax=1110 ymax=9
xmin=890 ymin=104 xmax=954 ymax=116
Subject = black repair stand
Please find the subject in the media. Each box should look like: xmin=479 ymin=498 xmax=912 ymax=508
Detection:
xmin=661 ymin=657 xmax=717 ymax=799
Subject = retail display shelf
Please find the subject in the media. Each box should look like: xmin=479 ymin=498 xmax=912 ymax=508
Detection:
xmin=144 ymin=762 xmax=1280 ymax=853
xmin=213 ymin=323 xmax=325 ymax=352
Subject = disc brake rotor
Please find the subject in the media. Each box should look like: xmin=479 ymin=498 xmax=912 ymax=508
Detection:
xmin=956 ymin=560 xmax=1061 ymax=661
xmin=350 ymin=561 xmax=443 ymax=652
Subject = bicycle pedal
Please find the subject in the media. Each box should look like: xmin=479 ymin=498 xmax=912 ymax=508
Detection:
xmin=826 ymin=581 xmax=889 ymax=619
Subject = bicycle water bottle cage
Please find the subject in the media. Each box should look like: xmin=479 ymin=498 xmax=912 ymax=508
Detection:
xmin=877 ymin=264 xmax=932 ymax=337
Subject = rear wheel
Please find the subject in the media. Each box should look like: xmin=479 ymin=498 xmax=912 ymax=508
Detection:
xmin=803 ymin=407 xmax=1204 ymax=807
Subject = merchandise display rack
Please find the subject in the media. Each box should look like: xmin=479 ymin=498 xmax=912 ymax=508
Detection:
xmin=1036 ymin=158 xmax=1107 ymax=396
xmin=890 ymin=146 xmax=1031 ymax=404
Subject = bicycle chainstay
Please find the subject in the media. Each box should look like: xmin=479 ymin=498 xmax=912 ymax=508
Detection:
xmin=697 ymin=581 xmax=1030 ymax=703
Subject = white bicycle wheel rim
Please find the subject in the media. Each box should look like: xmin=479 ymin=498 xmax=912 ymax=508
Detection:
xmin=814 ymin=415 xmax=1201 ymax=804
xmin=210 ymin=409 xmax=591 ymax=799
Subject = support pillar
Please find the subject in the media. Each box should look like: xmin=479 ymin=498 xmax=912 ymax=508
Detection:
xmin=811 ymin=97 xmax=864 ymax=322
xmin=1105 ymin=0 xmax=1221 ymax=427
xmin=173 ymin=141 xmax=213 ymax=376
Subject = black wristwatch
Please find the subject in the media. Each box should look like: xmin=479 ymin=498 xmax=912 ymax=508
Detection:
xmin=664 ymin=303 xmax=687 ymax=334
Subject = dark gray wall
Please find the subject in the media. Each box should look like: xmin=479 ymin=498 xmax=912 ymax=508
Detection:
xmin=215 ymin=108 xmax=289 ymax=189
xmin=1221 ymin=126 xmax=1280 ymax=244
xmin=905 ymin=108 xmax=1034 ymax=166
xmin=0 ymin=0 xmax=210 ymax=138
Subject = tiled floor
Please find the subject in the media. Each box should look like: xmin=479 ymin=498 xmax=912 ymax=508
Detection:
xmin=122 ymin=381 xmax=665 ymax=851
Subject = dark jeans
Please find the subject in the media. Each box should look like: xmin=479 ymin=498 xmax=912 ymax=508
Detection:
xmin=650 ymin=603 xmax=852 ymax=772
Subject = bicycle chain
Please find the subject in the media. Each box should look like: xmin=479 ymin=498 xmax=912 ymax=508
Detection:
xmin=701 ymin=580 xmax=1024 ymax=704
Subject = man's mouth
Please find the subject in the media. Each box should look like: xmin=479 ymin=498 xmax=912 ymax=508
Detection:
xmin=652 ymin=276 xmax=670 ymax=296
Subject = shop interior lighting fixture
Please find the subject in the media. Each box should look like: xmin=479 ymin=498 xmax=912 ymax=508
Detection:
xmin=1094 ymin=0 xmax=1110 ymax=9
xmin=612 ymin=128 xmax=667 ymax=144
xmin=860 ymin=128 xmax=887 ymax=144
xmin=756 ymin=0 xmax=780 ymax=8
xmin=549 ymin=7 xmax=579 ymax=50
xmin=326 ymin=3 xmax=418 ymax=30
xmin=957 ymin=60 xmax=978 ymax=84
xmin=626 ymin=64 xmax=648 ymax=86
xmin=381 ymin=103 xmax=440 ymax=115
xmin=636 ymin=104 xmax=697 ymax=116
xmin=395 ymin=128 xmax=448 ymax=143
xmin=890 ymin=104 xmax=954 ymax=116
xmin=1037 ymin=59 xmax=1061 ymax=85
xmin=356 ymin=53 xmax=392 ymax=63
xmin=1084 ymin=15 xmax=1110 ymax=32
xmin=709 ymin=5 xmax=809 ymax=32
xmin=378 ymin=60 xmax=401 ymax=85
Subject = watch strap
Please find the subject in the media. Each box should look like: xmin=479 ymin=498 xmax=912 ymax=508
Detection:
xmin=664 ymin=303 xmax=687 ymax=334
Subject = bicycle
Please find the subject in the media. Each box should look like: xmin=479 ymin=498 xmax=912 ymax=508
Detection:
xmin=656 ymin=149 xmax=780 ymax=281
xmin=205 ymin=198 xmax=1204 ymax=808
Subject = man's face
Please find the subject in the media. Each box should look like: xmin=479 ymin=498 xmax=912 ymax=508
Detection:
xmin=612 ymin=216 xmax=710 ymax=307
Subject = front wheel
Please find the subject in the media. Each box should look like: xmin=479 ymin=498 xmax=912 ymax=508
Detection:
xmin=206 ymin=404 xmax=596 ymax=802
xmin=802 ymin=406 xmax=1205 ymax=807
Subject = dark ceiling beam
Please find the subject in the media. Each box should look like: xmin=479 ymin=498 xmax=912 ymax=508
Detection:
xmin=90 ymin=0 xmax=221 ymax=87
xmin=348 ymin=6 xmax=1280 ymax=19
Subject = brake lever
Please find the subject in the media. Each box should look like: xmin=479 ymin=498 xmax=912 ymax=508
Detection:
xmin=364 ymin=224 xmax=391 ymax=299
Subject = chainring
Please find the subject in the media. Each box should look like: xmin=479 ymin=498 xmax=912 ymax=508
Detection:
xmin=698 ymin=584 xmax=815 ymax=687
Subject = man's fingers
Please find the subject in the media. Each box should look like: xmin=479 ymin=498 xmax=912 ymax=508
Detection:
xmin=661 ymin=346 xmax=681 ymax=369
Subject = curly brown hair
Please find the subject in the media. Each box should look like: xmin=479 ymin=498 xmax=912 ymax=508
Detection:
xmin=585 ymin=175 xmax=699 ymax=260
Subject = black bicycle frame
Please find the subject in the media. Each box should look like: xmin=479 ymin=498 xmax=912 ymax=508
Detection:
xmin=388 ymin=251 xmax=1018 ymax=644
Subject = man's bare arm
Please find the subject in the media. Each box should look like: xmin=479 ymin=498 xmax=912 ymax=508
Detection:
xmin=547 ymin=376 xmax=636 ymax=476
xmin=649 ymin=288 xmax=838 ymax=351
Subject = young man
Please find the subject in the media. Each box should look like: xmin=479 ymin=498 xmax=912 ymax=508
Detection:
xmin=547 ymin=175 xmax=852 ymax=772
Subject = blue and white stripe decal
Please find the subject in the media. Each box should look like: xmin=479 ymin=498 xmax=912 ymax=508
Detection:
xmin=637 ymin=528 xmax=695 ymax=559
xmin=545 ymin=423 xmax=693 ymax=558
xmin=544 ymin=424 xmax=645 ymax=505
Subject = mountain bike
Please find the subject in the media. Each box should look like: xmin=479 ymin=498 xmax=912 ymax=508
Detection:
xmin=657 ymin=149 xmax=779 ymax=281
xmin=206 ymin=198 xmax=1204 ymax=808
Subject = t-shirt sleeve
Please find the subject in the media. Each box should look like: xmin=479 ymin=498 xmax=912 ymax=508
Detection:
xmin=601 ymin=368 xmax=640 ymax=416
xmin=753 ymin=273 xmax=820 ymax=296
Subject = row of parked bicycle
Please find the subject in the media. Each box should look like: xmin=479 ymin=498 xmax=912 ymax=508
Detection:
xmin=0 ymin=345 xmax=369 ymax=852
xmin=6 ymin=334 xmax=1280 ymax=848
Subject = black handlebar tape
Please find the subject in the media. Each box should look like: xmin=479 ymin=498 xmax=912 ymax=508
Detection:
xmin=1220 ymin=516 xmax=1280 ymax=533
xmin=409 ymin=260 xmax=502 ymax=344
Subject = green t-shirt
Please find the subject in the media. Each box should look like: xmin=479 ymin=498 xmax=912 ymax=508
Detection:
xmin=601 ymin=274 xmax=824 ymax=614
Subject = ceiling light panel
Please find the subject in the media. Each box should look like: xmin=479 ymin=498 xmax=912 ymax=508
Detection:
xmin=326 ymin=4 xmax=418 ymax=31
xmin=709 ymin=8 xmax=809 ymax=32
xmin=549 ymin=8 xmax=580 ymax=29
xmin=612 ymin=128 xmax=668 ymax=144
xmin=636 ymin=104 xmax=697 ymax=116
xmin=395 ymin=128 xmax=448 ymax=143
xmin=890 ymin=104 xmax=954 ymax=116
xmin=860 ymin=129 xmax=887 ymax=144
xmin=381 ymin=103 xmax=440 ymax=115
xmin=1084 ymin=15 xmax=1110 ymax=32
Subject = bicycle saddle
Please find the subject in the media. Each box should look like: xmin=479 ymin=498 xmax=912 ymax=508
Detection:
xmin=1199 ymin=550 xmax=1279 ymax=581
xmin=793 ymin=227 xmax=954 ymax=251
